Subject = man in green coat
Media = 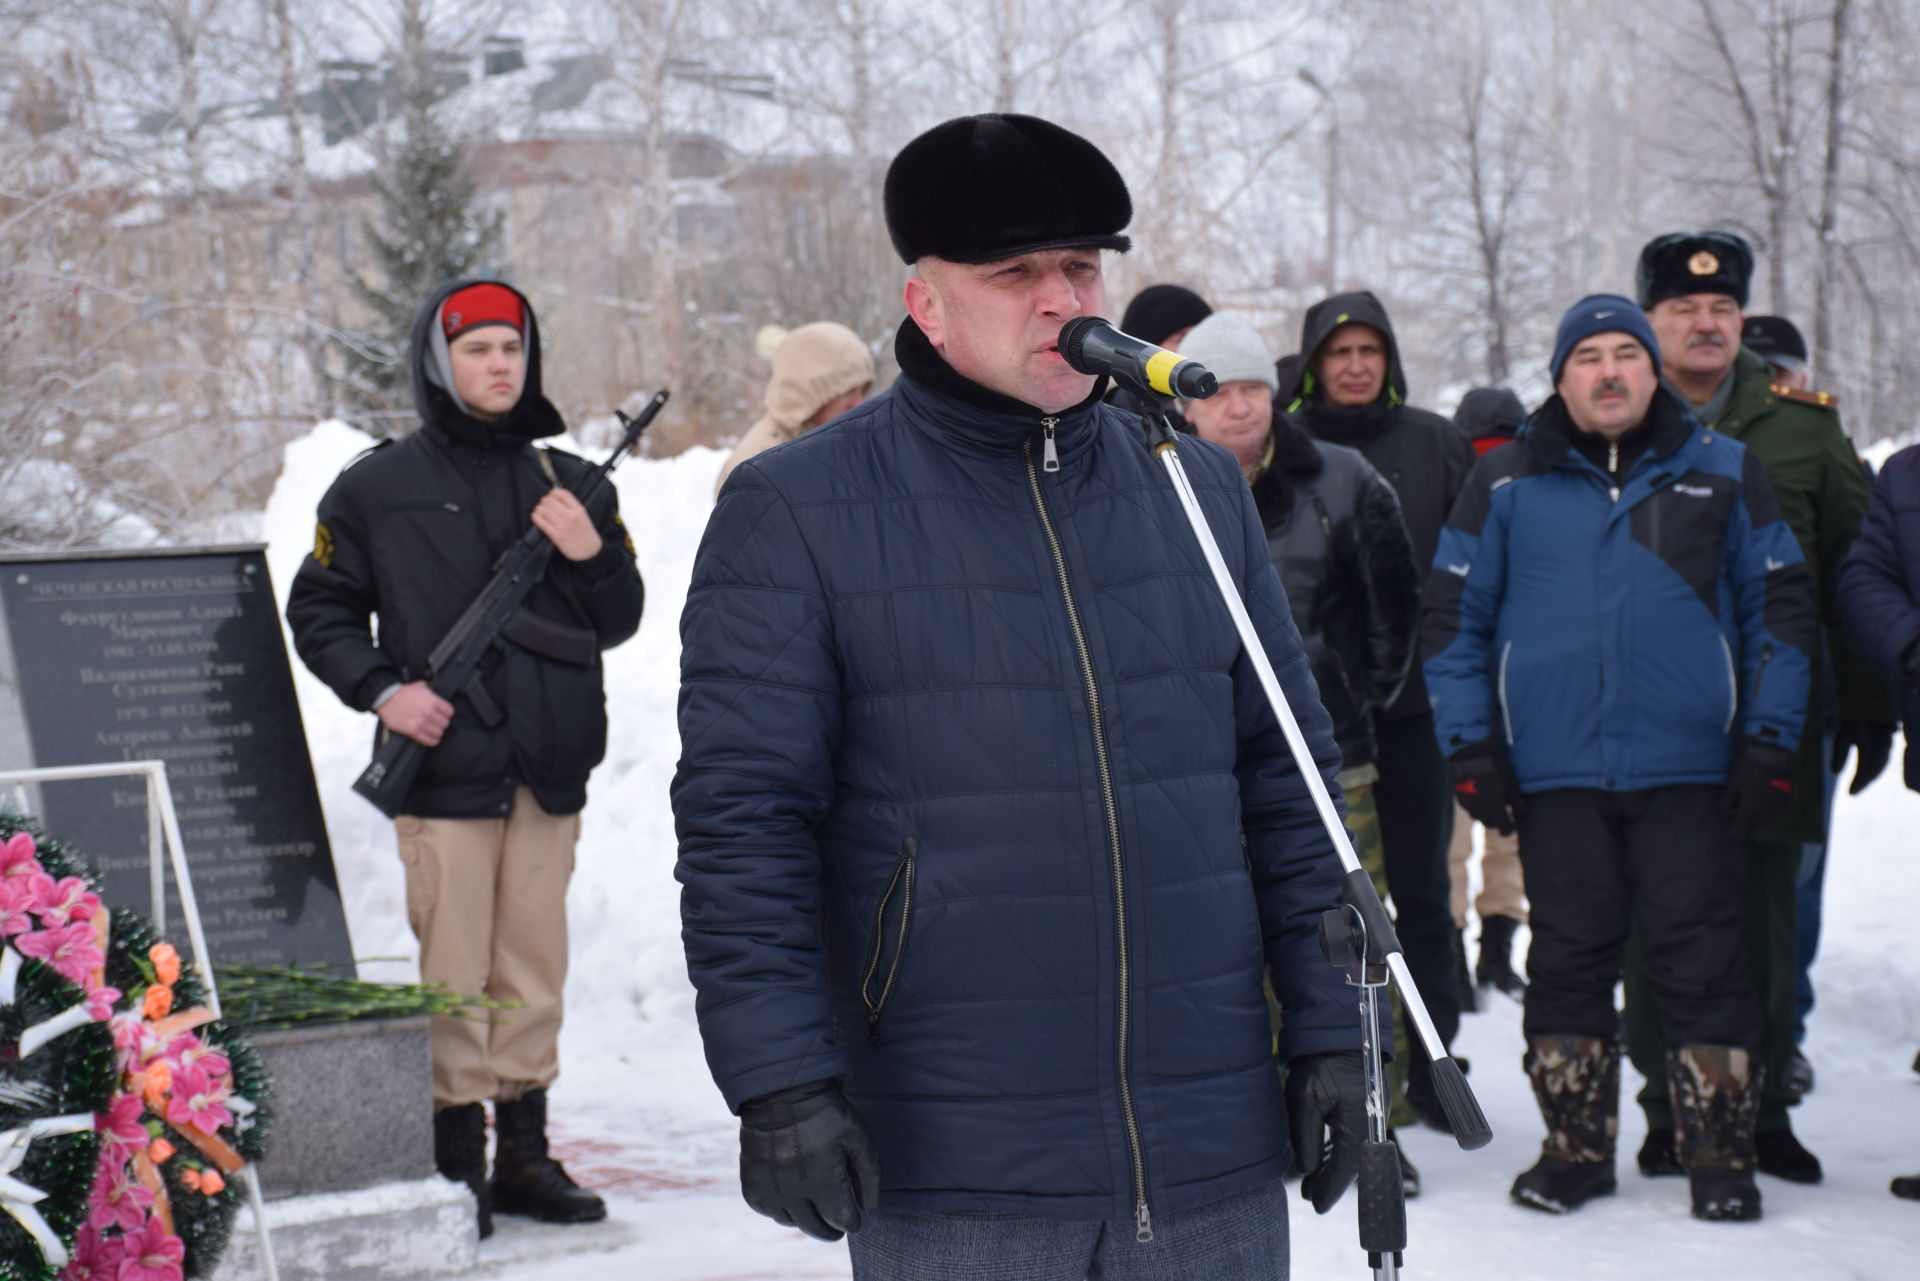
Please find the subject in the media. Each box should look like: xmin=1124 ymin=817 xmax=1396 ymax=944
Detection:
xmin=1622 ymin=231 xmax=1896 ymax=1185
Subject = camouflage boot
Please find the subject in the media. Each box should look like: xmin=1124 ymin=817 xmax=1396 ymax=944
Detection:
xmin=1511 ymin=1036 xmax=1619 ymax=1214
xmin=1669 ymin=1046 xmax=1763 ymax=1222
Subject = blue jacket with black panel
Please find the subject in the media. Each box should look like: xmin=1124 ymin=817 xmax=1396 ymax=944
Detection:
xmin=674 ymin=319 xmax=1360 ymax=1225
xmin=1421 ymin=389 xmax=1817 ymax=792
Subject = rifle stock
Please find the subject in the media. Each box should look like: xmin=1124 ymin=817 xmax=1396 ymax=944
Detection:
xmin=349 ymin=388 xmax=669 ymax=817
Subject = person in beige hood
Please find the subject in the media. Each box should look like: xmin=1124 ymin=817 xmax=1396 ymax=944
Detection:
xmin=715 ymin=322 xmax=875 ymax=496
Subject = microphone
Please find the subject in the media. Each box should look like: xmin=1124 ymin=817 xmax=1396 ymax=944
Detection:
xmin=1057 ymin=316 xmax=1218 ymax=399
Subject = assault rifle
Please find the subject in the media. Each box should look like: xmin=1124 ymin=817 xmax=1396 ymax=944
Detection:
xmin=351 ymin=390 xmax=669 ymax=817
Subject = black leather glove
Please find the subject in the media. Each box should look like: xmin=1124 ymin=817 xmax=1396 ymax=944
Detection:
xmin=1721 ymin=738 xmax=1796 ymax=840
xmin=1830 ymin=721 xmax=1894 ymax=795
xmin=1448 ymin=739 xmax=1525 ymax=836
xmin=738 ymin=1079 xmax=880 ymax=1242
xmin=1286 ymin=1049 xmax=1366 ymax=1214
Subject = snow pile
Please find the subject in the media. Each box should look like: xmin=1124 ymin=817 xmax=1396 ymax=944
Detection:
xmin=260 ymin=421 xmax=1920 ymax=1279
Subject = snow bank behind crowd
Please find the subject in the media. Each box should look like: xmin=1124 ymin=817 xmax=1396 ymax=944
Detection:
xmin=260 ymin=420 xmax=1920 ymax=1279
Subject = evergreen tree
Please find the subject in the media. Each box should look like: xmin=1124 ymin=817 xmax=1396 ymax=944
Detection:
xmin=339 ymin=71 xmax=502 ymax=436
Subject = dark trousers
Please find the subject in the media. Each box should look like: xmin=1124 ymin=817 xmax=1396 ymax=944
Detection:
xmin=1625 ymin=836 xmax=1796 ymax=1132
xmin=1372 ymin=713 xmax=1461 ymax=1070
xmin=1518 ymin=786 xmax=1760 ymax=1054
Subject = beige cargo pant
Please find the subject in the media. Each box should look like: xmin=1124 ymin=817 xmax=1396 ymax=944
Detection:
xmin=1445 ymin=799 xmax=1527 ymax=927
xmin=394 ymin=787 xmax=579 ymax=1107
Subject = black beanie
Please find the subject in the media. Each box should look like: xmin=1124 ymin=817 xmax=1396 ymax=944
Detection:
xmin=1119 ymin=284 xmax=1213 ymax=346
xmin=884 ymin=114 xmax=1133 ymax=265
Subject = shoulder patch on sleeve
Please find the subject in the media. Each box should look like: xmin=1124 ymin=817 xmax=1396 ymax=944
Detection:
xmin=614 ymin=512 xmax=635 ymax=558
xmin=312 ymin=521 xmax=335 ymax=568
xmin=1770 ymin=383 xmax=1838 ymax=410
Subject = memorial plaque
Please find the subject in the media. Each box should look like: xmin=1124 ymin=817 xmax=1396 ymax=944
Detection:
xmin=0 ymin=546 xmax=354 ymax=971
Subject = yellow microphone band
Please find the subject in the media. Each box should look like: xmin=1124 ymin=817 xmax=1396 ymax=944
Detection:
xmin=1144 ymin=350 xmax=1181 ymax=397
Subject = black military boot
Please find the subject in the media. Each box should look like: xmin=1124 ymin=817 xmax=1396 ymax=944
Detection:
xmin=1454 ymin=929 xmax=1478 ymax=1015
xmin=433 ymin=1102 xmax=493 ymax=1239
xmin=1511 ymin=1036 xmax=1619 ymax=1214
xmin=1637 ymin=1126 xmax=1683 ymax=1177
xmin=1476 ymin=914 xmax=1526 ymax=1000
xmin=1670 ymin=1046 xmax=1764 ymax=1222
xmin=1755 ymin=1123 xmax=1823 ymax=1183
xmin=491 ymin=1088 xmax=608 ymax=1224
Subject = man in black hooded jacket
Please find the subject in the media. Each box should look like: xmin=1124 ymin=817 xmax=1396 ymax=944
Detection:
xmin=1283 ymin=290 xmax=1476 ymax=1126
xmin=286 ymin=279 xmax=643 ymax=1236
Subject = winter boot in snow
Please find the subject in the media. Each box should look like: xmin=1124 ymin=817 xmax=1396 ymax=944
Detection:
xmin=1511 ymin=1035 xmax=1619 ymax=1214
xmin=433 ymin=1102 xmax=493 ymax=1239
xmin=1638 ymin=1126 xmax=1683 ymax=1177
xmin=1670 ymin=1046 xmax=1764 ymax=1222
xmin=1755 ymin=1123 xmax=1823 ymax=1183
xmin=1387 ymin=1128 xmax=1420 ymax=1198
xmin=1476 ymin=914 xmax=1526 ymax=1000
xmin=491 ymin=1088 xmax=607 ymax=1224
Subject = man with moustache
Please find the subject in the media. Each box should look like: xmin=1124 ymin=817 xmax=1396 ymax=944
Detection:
xmin=1624 ymin=233 xmax=1895 ymax=1185
xmin=674 ymin=115 xmax=1368 ymax=1280
xmin=1423 ymin=295 xmax=1815 ymax=1221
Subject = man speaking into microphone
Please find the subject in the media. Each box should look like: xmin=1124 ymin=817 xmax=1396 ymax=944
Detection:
xmin=675 ymin=113 xmax=1368 ymax=1280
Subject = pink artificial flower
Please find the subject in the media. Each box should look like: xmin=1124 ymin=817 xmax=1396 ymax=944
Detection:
xmin=97 ymin=1094 xmax=149 ymax=1153
xmin=110 ymin=1012 xmax=155 ymax=1073
xmin=174 ymin=1037 xmax=229 ymax=1080
xmin=0 ymin=878 xmax=33 ymax=937
xmin=17 ymin=922 xmax=105 ymax=987
xmin=113 ymin=1218 xmax=183 ymax=1281
xmin=61 ymin=1223 xmax=125 ymax=1281
xmin=85 ymin=986 xmax=122 ymax=1022
xmin=0 ymin=831 xmax=41 ymax=879
xmin=164 ymin=1063 xmax=232 ymax=1134
xmin=86 ymin=1160 xmax=154 ymax=1234
xmin=31 ymin=875 xmax=98 ymax=927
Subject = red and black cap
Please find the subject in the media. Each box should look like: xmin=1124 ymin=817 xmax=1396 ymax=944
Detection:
xmin=439 ymin=282 xmax=525 ymax=340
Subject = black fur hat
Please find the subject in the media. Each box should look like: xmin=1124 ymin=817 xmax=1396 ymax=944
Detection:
xmin=1636 ymin=231 xmax=1755 ymax=308
xmin=884 ymin=114 xmax=1133 ymax=265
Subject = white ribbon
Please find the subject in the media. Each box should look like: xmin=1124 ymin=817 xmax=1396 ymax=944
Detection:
xmin=0 ymin=1114 xmax=99 ymax=1268
xmin=0 ymin=948 xmax=19 ymax=1006
xmin=18 ymin=1005 xmax=92 ymax=1060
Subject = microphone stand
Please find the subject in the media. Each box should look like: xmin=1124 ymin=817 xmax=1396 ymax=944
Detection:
xmin=1130 ymin=390 xmax=1491 ymax=1279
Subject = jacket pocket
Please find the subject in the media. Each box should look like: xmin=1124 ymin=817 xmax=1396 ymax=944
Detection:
xmin=860 ymin=836 xmax=919 ymax=1046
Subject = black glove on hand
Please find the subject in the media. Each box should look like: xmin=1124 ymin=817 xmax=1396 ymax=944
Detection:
xmin=1449 ymin=739 xmax=1525 ymax=835
xmin=1831 ymin=721 xmax=1894 ymax=795
xmin=1722 ymin=738 xmax=1796 ymax=840
xmin=1286 ymin=1049 xmax=1366 ymax=1215
xmin=739 ymin=1079 xmax=881 ymax=1242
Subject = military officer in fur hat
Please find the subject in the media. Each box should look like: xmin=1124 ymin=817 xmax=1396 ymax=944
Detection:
xmin=674 ymin=114 xmax=1370 ymax=1279
xmin=1622 ymin=231 xmax=1897 ymax=1189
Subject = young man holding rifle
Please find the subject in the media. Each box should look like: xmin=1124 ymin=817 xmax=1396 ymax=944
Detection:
xmin=286 ymin=279 xmax=643 ymax=1236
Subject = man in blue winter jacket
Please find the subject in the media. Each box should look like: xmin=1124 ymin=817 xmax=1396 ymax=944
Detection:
xmin=673 ymin=114 xmax=1368 ymax=1280
xmin=1422 ymin=296 xmax=1817 ymax=1224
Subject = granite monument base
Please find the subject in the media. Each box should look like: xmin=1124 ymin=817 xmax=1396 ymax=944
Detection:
xmin=209 ymin=1176 xmax=478 ymax=1281
xmin=220 ymin=1016 xmax=479 ymax=1279
xmin=247 ymin=1016 xmax=436 ymax=1199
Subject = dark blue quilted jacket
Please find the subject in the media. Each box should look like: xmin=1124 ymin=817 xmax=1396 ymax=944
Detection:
xmin=1838 ymin=445 xmax=1920 ymax=788
xmin=673 ymin=339 xmax=1360 ymax=1225
xmin=1423 ymin=391 xmax=1816 ymax=791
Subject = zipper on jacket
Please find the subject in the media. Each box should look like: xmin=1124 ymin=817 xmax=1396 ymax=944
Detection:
xmin=1023 ymin=440 xmax=1151 ymax=1242
xmin=1608 ymin=441 xmax=1619 ymax=476
xmin=860 ymin=836 xmax=919 ymax=1047
xmin=1041 ymin=417 xmax=1061 ymax=473
xmin=1498 ymin=641 xmax=1516 ymax=746
xmin=1718 ymin=634 xmax=1739 ymax=734
xmin=1751 ymin=644 xmax=1773 ymax=703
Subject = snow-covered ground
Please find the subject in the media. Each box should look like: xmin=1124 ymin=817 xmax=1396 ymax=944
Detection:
xmin=263 ymin=424 xmax=1920 ymax=1280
